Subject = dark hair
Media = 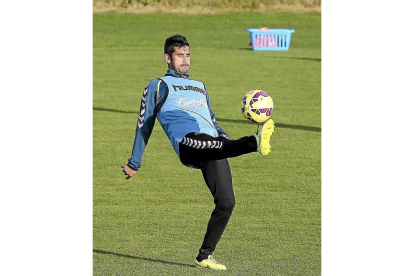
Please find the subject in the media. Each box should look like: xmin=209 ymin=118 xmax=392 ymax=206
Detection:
xmin=164 ymin=34 xmax=190 ymax=57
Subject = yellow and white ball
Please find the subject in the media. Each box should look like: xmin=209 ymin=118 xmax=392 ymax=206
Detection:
xmin=240 ymin=90 xmax=273 ymax=123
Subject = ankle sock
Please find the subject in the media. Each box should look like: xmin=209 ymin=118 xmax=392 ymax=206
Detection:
xmin=196 ymin=254 xmax=209 ymax=262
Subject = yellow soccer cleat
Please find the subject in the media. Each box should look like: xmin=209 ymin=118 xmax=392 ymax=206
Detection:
xmin=257 ymin=119 xmax=275 ymax=155
xmin=194 ymin=255 xmax=227 ymax=270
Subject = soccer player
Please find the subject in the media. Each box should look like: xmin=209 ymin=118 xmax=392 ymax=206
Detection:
xmin=121 ymin=34 xmax=275 ymax=270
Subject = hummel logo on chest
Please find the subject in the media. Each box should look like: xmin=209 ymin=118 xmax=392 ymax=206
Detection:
xmin=172 ymin=84 xmax=206 ymax=96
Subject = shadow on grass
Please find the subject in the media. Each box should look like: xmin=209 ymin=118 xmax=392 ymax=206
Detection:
xmin=93 ymin=249 xmax=194 ymax=268
xmin=93 ymin=107 xmax=321 ymax=132
xmin=236 ymin=49 xmax=321 ymax=62
xmin=93 ymin=107 xmax=138 ymax=114
xmin=273 ymin=56 xmax=321 ymax=62
xmin=217 ymin=118 xmax=321 ymax=132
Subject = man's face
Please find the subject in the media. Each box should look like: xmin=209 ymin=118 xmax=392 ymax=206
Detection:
xmin=166 ymin=46 xmax=190 ymax=74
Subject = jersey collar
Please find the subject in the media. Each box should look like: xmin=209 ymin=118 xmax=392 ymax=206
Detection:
xmin=166 ymin=69 xmax=189 ymax=79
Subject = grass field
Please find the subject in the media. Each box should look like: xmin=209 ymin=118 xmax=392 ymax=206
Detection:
xmin=93 ymin=10 xmax=321 ymax=275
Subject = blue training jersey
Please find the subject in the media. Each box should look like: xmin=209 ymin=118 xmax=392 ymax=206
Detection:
xmin=127 ymin=70 xmax=229 ymax=171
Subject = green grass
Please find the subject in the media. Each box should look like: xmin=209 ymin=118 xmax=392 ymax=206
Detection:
xmin=94 ymin=11 xmax=320 ymax=275
xmin=93 ymin=0 xmax=321 ymax=9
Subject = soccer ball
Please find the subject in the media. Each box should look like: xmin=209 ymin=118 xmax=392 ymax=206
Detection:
xmin=240 ymin=90 xmax=273 ymax=123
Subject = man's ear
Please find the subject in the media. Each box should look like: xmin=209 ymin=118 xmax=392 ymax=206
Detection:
xmin=165 ymin=54 xmax=170 ymax=64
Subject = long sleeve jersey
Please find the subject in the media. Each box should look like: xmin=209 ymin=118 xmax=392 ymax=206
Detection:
xmin=127 ymin=70 xmax=229 ymax=171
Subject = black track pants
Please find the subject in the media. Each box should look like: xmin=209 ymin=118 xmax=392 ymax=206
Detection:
xmin=178 ymin=132 xmax=257 ymax=259
xmin=179 ymin=132 xmax=257 ymax=168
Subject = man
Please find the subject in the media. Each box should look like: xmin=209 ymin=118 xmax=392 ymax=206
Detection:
xmin=121 ymin=34 xmax=275 ymax=270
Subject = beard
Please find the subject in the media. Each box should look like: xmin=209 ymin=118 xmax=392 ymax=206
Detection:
xmin=172 ymin=62 xmax=189 ymax=75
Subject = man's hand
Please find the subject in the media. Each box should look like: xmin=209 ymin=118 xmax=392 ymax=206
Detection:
xmin=121 ymin=165 xmax=137 ymax=180
xmin=221 ymin=134 xmax=230 ymax=140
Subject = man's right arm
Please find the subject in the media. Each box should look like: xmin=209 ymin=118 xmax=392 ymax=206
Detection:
xmin=125 ymin=79 xmax=161 ymax=173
